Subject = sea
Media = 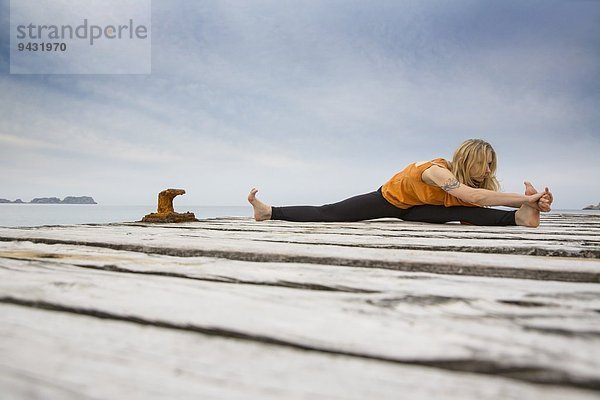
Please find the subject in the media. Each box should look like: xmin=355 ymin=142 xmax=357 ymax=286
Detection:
xmin=0 ymin=204 xmax=597 ymax=228
xmin=0 ymin=204 xmax=252 ymax=227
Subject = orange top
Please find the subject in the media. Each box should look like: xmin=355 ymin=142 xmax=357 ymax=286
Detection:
xmin=381 ymin=158 xmax=477 ymax=209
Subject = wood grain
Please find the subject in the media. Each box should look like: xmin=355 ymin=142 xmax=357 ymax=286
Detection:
xmin=0 ymin=213 xmax=599 ymax=398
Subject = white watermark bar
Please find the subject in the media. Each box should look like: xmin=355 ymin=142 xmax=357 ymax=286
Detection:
xmin=10 ymin=0 xmax=151 ymax=74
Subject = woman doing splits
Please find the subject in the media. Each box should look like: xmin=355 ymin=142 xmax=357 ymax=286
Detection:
xmin=248 ymin=139 xmax=553 ymax=227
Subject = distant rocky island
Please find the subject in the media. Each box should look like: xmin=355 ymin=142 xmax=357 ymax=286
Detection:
xmin=0 ymin=196 xmax=97 ymax=204
xmin=583 ymin=202 xmax=600 ymax=210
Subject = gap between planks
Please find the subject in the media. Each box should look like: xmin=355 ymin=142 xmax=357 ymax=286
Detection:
xmin=0 ymin=236 xmax=598 ymax=282
xmin=2 ymin=297 xmax=599 ymax=392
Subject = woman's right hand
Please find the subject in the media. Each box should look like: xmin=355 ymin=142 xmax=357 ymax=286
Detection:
xmin=525 ymin=192 xmax=547 ymax=211
xmin=537 ymin=188 xmax=553 ymax=212
xmin=525 ymin=193 xmax=553 ymax=212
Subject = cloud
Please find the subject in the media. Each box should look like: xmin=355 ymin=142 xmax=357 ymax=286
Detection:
xmin=0 ymin=0 xmax=598 ymax=208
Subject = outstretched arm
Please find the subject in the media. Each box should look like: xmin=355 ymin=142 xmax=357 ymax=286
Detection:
xmin=422 ymin=165 xmax=546 ymax=209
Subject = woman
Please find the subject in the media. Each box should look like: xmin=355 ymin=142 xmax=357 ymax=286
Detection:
xmin=248 ymin=139 xmax=553 ymax=227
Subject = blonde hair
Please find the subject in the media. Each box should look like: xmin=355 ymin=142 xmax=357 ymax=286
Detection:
xmin=450 ymin=139 xmax=500 ymax=191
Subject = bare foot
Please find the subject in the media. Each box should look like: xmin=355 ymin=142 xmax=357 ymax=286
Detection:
xmin=524 ymin=181 xmax=537 ymax=196
xmin=248 ymin=188 xmax=272 ymax=221
xmin=515 ymin=181 xmax=540 ymax=227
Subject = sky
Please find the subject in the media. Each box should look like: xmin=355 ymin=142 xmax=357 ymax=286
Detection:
xmin=0 ymin=0 xmax=599 ymax=208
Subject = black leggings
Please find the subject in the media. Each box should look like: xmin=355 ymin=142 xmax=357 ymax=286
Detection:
xmin=271 ymin=188 xmax=517 ymax=226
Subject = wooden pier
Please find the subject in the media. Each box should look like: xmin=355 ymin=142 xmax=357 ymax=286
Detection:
xmin=0 ymin=213 xmax=599 ymax=399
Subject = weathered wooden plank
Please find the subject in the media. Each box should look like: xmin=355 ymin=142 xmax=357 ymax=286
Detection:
xmin=5 ymin=214 xmax=600 ymax=252
xmin=127 ymin=218 xmax=600 ymax=236
xmin=3 ymin=305 xmax=597 ymax=400
xmin=185 ymin=214 xmax=600 ymax=234
xmin=2 ymin=241 xmax=600 ymax=309
xmin=2 ymin=221 xmax=598 ymax=259
xmin=1 ymin=223 xmax=598 ymax=282
xmin=1 ymin=255 xmax=599 ymax=389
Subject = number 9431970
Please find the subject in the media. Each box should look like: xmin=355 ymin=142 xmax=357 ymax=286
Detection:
xmin=17 ymin=42 xmax=66 ymax=51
